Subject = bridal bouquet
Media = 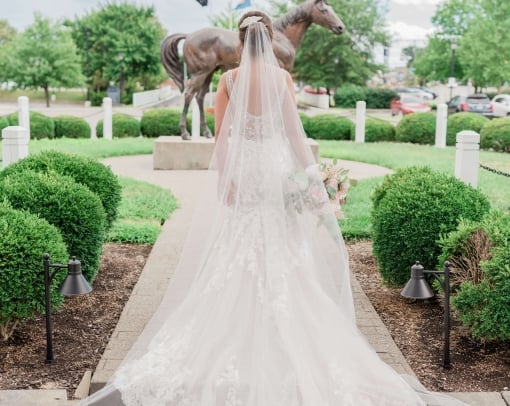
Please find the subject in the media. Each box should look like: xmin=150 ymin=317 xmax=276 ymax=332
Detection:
xmin=319 ymin=159 xmax=352 ymax=219
xmin=284 ymin=160 xmax=353 ymax=237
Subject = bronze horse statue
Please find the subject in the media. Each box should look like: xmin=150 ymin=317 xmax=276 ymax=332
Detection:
xmin=161 ymin=0 xmax=344 ymax=140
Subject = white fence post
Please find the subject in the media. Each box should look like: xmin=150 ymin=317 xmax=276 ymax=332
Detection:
xmin=355 ymin=100 xmax=366 ymax=143
xmin=435 ymin=103 xmax=447 ymax=148
xmin=2 ymin=126 xmax=29 ymax=168
xmin=455 ymin=130 xmax=480 ymax=187
xmin=103 ymin=97 xmax=113 ymax=140
xmin=18 ymin=96 xmax=30 ymax=141
xmin=191 ymin=98 xmax=200 ymax=141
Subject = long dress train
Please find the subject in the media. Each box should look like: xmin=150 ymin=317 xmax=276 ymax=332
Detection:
xmin=81 ymin=21 xmax=468 ymax=406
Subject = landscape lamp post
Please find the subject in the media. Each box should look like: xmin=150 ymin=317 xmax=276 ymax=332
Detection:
xmin=118 ymin=52 xmax=124 ymax=104
xmin=449 ymin=40 xmax=457 ymax=100
xmin=44 ymin=253 xmax=92 ymax=364
xmin=401 ymin=261 xmax=452 ymax=368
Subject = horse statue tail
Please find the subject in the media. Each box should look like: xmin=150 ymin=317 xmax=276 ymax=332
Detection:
xmin=161 ymin=33 xmax=187 ymax=93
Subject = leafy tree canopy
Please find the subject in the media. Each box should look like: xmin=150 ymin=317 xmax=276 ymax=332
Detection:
xmin=0 ymin=13 xmax=84 ymax=106
xmin=68 ymin=3 xmax=166 ymax=96
xmin=270 ymin=0 xmax=390 ymax=90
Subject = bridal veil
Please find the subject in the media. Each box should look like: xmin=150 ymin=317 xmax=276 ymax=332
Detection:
xmin=82 ymin=12 xmax=469 ymax=406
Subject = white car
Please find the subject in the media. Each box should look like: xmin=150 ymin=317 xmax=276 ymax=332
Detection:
xmin=491 ymin=94 xmax=510 ymax=117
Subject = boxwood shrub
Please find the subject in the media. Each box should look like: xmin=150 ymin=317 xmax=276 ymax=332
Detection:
xmin=186 ymin=112 xmax=215 ymax=137
xmin=0 ymin=150 xmax=121 ymax=230
xmin=479 ymin=117 xmax=510 ymax=152
xmin=440 ymin=211 xmax=510 ymax=341
xmin=299 ymin=112 xmax=311 ymax=136
xmin=0 ymin=171 xmax=106 ymax=282
xmin=446 ymin=112 xmax=489 ymax=146
xmin=371 ymin=166 xmax=490 ymax=285
xmin=54 ymin=115 xmax=91 ymax=139
xmin=334 ymin=85 xmax=367 ymax=108
xmin=305 ymin=114 xmax=354 ymax=140
xmin=365 ymin=88 xmax=398 ymax=109
xmin=395 ymin=112 xmax=436 ymax=144
xmin=96 ymin=113 xmax=140 ymax=138
xmin=140 ymin=108 xmax=182 ymax=137
xmin=7 ymin=111 xmax=55 ymax=139
xmin=0 ymin=116 xmax=9 ymax=132
xmin=351 ymin=117 xmax=395 ymax=142
xmin=0 ymin=203 xmax=68 ymax=341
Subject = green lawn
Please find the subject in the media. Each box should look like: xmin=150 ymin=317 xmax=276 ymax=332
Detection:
xmin=1 ymin=137 xmax=508 ymax=242
xmin=319 ymin=140 xmax=510 ymax=239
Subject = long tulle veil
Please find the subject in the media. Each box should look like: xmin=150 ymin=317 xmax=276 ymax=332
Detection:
xmin=82 ymin=17 xmax=469 ymax=406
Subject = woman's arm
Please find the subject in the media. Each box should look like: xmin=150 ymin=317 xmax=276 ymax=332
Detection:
xmin=215 ymin=73 xmax=229 ymax=141
xmin=283 ymin=71 xmax=315 ymax=168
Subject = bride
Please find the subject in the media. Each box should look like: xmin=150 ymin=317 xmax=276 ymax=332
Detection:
xmin=82 ymin=11 xmax=469 ymax=406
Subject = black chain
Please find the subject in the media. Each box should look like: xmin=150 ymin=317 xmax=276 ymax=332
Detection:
xmin=480 ymin=164 xmax=510 ymax=178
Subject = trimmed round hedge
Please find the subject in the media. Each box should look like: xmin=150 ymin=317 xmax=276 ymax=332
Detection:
xmin=54 ymin=115 xmax=91 ymax=138
xmin=305 ymin=114 xmax=354 ymax=140
xmin=7 ymin=111 xmax=55 ymax=139
xmin=446 ymin=112 xmax=489 ymax=146
xmin=140 ymin=108 xmax=181 ymax=137
xmin=371 ymin=166 xmax=491 ymax=286
xmin=96 ymin=113 xmax=140 ymax=138
xmin=0 ymin=150 xmax=121 ymax=230
xmin=299 ymin=113 xmax=311 ymax=136
xmin=0 ymin=203 xmax=68 ymax=341
xmin=395 ymin=112 xmax=436 ymax=144
xmin=0 ymin=171 xmax=106 ymax=283
xmin=334 ymin=85 xmax=367 ymax=108
xmin=480 ymin=117 xmax=510 ymax=152
xmin=350 ymin=117 xmax=395 ymax=142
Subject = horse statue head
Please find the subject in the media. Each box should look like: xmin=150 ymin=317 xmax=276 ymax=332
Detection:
xmin=309 ymin=0 xmax=345 ymax=34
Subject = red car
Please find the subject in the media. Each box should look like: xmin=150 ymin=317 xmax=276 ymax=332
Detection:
xmin=391 ymin=94 xmax=431 ymax=116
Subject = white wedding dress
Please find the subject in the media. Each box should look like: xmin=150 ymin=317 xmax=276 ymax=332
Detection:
xmin=82 ymin=21 xmax=468 ymax=406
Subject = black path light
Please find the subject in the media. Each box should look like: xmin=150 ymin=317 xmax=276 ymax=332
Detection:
xmin=44 ymin=253 xmax=92 ymax=364
xmin=401 ymin=260 xmax=452 ymax=368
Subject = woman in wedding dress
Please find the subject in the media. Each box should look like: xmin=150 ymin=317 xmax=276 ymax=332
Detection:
xmin=82 ymin=11 xmax=469 ymax=406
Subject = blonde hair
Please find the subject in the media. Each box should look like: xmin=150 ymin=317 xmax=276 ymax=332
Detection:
xmin=238 ymin=10 xmax=274 ymax=47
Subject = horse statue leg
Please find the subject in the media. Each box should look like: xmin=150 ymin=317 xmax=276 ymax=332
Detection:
xmin=180 ymin=85 xmax=197 ymax=140
xmin=196 ymin=72 xmax=215 ymax=139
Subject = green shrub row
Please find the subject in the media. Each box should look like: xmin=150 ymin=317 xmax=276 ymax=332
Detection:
xmin=302 ymin=114 xmax=353 ymax=140
xmin=97 ymin=113 xmax=141 ymax=138
xmin=139 ymin=108 xmax=215 ymax=138
xmin=371 ymin=166 xmax=491 ymax=286
xmin=0 ymin=150 xmax=122 ymax=230
xmin=395 ymin=111 xmax=510 ymax=151
xmin=334 ymin=85 xmax=398 ymax=109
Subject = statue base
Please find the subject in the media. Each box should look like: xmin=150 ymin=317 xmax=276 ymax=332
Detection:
xmin=153 ymin=136 xmax=320 ymax=170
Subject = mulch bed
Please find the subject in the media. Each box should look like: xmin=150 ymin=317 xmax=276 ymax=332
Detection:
xmin=347 ymin=240 xmax=510 ymax=393
xmin=0 ymin=241 xmax=509 ymax=399
xmin=0 ymin=243 xmax=151 ymax=398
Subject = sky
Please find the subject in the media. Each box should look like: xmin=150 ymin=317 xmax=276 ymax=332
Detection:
xmin=2 ymin=0 xmax=444 ymax=68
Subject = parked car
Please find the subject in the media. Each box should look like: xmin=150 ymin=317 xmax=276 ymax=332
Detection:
xmin=395 ymin=87 xmax=434 ymax=100
xmin=447 ymin=94 xmax=493 ymax=117
xmin=390 ymin=94 xmax=431 ymax=116
xmin=491 ymin=94 xmax=510 ymax=117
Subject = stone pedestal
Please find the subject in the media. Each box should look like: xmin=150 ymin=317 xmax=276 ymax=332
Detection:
xmin=153 ymin=136 xmax=320 ymax=170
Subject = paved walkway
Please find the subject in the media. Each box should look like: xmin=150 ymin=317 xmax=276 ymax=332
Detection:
xmin=89 ymin=155 xmax=507 ymax=406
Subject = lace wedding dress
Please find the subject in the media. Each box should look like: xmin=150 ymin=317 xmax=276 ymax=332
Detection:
xmin=81 ymin=20 xmax=468 ymax=406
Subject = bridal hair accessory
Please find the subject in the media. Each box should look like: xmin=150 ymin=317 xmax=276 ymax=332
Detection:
xmin=240 ymin=15 xmax=263 ymax=28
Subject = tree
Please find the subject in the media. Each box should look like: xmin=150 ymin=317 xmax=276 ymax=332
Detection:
xmin=273 ymin=0 xmax=389 ymax=91
xmin=0 ymin=14 xmax=84 ymax=107
xmin=69 ymin=3 xmax=165 ymax=104
xmin=0 ymin=19 xmax=16 ymax=46
xmin=457 ymin=0 xmax=510 ymax=90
